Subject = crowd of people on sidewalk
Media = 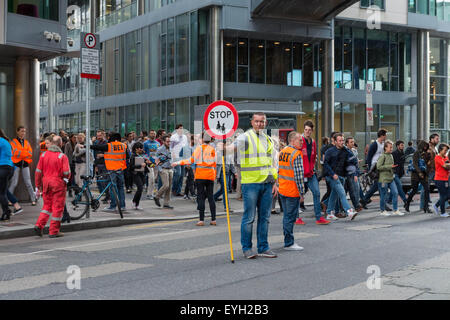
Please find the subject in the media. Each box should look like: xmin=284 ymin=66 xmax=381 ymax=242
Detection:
xmin=1 ymin=114 xmax=450 ymax=258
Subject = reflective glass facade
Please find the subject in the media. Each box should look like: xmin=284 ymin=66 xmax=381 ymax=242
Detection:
xmin=409 ymin=0 xmax=450 ymax=20
xmin=224 ymin=37 xmax=322 ymax=87
xmin=8 ymin=0 xmax=59 ymax=21
xmin=334 ymin=26 xmax=412 ymax=92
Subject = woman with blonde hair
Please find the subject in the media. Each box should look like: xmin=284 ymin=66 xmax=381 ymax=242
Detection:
xmin=73 ymin=133 xmax=93 ymax=187
xmin=377 ymin=140 xmax=404 ymax=217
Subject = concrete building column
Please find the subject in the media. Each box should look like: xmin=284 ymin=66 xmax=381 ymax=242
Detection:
xmin=14 ymin=57 xmax=40 ymax=201
xmin=210 ymin=6 xmax=222 ymax=102
xmin=417 ymin=30 xmax=430 ymax=141
xmin=321 ymin=36 xmax=335 ymax=138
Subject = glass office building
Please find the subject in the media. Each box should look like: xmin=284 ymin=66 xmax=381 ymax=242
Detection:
xmin=38 ymin=0 xmax=450 ymax=148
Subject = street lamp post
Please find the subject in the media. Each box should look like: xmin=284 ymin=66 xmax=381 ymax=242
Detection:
xmin=45 ymin=63 xmax=69 ymax=133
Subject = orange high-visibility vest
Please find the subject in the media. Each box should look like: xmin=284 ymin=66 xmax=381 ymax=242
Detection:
xmin=40 ymin=141 xmax=48 ymax=155
xmin=278 ymin=146 xmax=303 ymax=198
xmin=11 ymin=138 xmax=33 ymax=164
xmin=104 ymin=141 xmax=127 ymax=171
xmin=179 ymin=144 xmax=216 ymax=181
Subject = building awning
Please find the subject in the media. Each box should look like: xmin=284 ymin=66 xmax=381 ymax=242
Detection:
xmin=251 ymin=0 xmax=360 ymax=23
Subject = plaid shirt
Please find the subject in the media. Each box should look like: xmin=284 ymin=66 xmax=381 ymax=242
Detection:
xmin=288 ymin=145 xmax=305 ymax=196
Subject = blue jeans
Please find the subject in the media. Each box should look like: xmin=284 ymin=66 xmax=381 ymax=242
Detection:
xmin=171 ymin=165 xmax=184 ymax=194
xmin=379 ymin=181 xmax=398 ymax=211
xmin=279 ymin=195 xmax=300 ymax=247
xmin=387 ymin=174 xmax=407 ymax=203
xmin=109 ymin=170 xmax=126 ymax=209
xmin=326 ymin=176 xmax=351 ymax=214
xmin=435 ymin=180 xmax=450 ymax=214
xmin=363 ymin=180 xmax=379 ymax=203
xmin=241 ymin=183 xmax=273 ymax=254
xmin=214 ymin=174 xmax=227 ymax=209
xmin=305 ymin=174 xmax=322 ymax=220
xmin=347 ymin=176 xmax=361 ymax=209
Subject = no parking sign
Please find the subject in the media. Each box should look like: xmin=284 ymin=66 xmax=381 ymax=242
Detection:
xmin=203 ymin=100 xmax=239 ymax=139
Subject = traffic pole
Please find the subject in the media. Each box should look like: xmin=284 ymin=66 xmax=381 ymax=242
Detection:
xmin=85 ymin=77 xmax=90 ymax=219
xmin=222 ymin=138 xmax=234 ymax=264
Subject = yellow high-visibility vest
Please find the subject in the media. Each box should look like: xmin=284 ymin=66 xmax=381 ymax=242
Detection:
xmin=239 ymin=129 xmax=277 ymax=184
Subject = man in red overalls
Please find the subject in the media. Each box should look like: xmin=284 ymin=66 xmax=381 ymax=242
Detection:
xmin=34 ymin=135 xmax=71 ymax=238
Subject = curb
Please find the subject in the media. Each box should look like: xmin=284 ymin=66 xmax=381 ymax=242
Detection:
xmin=0 ymin=210 xmax=243 ymax=241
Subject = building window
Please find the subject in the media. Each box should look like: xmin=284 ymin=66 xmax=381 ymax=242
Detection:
xmin=8 ymin=0 xmax=59 ymax=21
xmin=360 ymin=0 xmax=385 ymax=9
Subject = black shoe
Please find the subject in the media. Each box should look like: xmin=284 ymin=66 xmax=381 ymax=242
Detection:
xmin=62 ymin=214 xmax=71 ymax=224
xmin=271 ymin=210 xmax=279 ymax=215
xmin=366 ymin=199 xmax=372 ymax=205
xmin=385 ymin=205 xmax=392 ymax=212
xmin=34 ymin=226 xmax=43 ymax=237
xmin=1 ymin=210 xmax=11 ymax=221
xmin=424 ymin=207 xmax=433 ymax=214
xmin=360 ymin=199 xmax=368 ymax=209
xmin=163 ymin=205 xmax=174 ymax=209
xmin=154 ymin=197 xmax=161 ymax=207
xmin=404 ymin=201 xmax=410 ymax=213
xmin=215 ymin=198 xmax=222 ymax=202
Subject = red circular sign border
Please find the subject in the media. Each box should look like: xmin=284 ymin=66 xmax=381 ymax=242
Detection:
xmin=84 ymin=33 xmax=97 ymax=48
xmin=203 ymin=100 xmax=239 ymax=140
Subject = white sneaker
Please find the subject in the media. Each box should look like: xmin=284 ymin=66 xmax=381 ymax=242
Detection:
xmin=392 ymin=210 xmax=405 ymax=216
xmin=134 ymin=206 xmax=144 ymax=211
xmin=326 ymin=212 xmax=338 ymax=220
xmin=440 ymin=213 xmax=449 ymax=218
xmin=380 ymin=211 xmax=391 ymax=216
xmin=284 ymin=243 xmax=304 ymax=251
xmin=347 ymin=209 xmax=357 ymax=220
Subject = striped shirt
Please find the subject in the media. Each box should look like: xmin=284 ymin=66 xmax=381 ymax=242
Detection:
xmin=288 ymin=145 xmax=305 ymax=196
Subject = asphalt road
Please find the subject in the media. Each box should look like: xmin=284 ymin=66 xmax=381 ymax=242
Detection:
xmin=0 ymin=198 xmax=449 ymax=300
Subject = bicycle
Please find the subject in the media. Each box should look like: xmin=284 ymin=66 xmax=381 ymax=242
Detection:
xmin=66 ymin=172 xmax=123 ymax=220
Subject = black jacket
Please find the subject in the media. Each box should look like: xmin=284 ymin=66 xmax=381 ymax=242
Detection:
xmin=411 ymin=141 xmax=431 ymax=181
xmin=392 ymin=149 xmax=405 ymax=178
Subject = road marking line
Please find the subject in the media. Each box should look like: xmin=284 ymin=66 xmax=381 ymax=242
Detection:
xmin=0 ymin=262 xmax=151 ymax=295
xmin=0 ymin=253 xmax=53 ymax=266
xmin=346 ymin=224 xmax=392 ymax=231
xmin=156 ymin=232 xmax=319 ymax=260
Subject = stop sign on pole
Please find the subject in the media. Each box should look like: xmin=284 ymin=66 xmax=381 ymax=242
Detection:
xmin=203 ymin=100 xmax=239 ymax=139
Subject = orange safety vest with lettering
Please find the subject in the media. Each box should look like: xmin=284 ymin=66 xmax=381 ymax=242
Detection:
xmin=10 ymin=138 xmax=33 ymax=164
xmin=104 ymin=141 xmax=127 ymax=171
xmin=40 ymin=141 xmax=48 ymax=155
xmin=180 ymin=144 xmax=216 ymax=181
xmin=278 ymin=146 xmax=303 ymax=198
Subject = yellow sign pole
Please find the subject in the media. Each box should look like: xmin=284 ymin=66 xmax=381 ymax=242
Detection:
xmin=222 ymin=154 xmax=235 ymax=263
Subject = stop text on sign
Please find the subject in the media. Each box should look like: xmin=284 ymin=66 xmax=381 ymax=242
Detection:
xmin=203 ymin=100 xmax=239 ymax=139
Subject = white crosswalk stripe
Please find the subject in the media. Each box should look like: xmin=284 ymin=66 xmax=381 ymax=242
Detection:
xmin=0 ymin=253 xmax=53 ymax=266
xmin=156 ymin=232 xmax=319 ymax=260
xmin=22 ymin=225 xmax=242 ymax=254
xmin=0 ymin=262 xmax=151 ymax=295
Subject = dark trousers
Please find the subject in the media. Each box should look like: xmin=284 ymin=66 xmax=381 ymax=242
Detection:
xmin=435 ymin=180 xmax=450 ymax=214
xmin=125 ymin=168 xmax=134 ymax=190
xmin=132 ymin=172 xmax=145 ymax=206
xmin=0 ymin=166 xmax=14 ymax=214
xmin=321 ymin=179 xmax=331 ymax=203
xmin=196 ymin=179 xmax=216 ymax=221
xmin=184 ymin=167 xmax=195 ymax=197
xmin=407 ymin=178 xmax=430 ymax=208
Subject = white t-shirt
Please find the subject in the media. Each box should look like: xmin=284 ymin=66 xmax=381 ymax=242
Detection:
xmin=170 ymin=133 xmax=188 ymax=161
xmin=371 ymin=140 xmax=384 ymax=169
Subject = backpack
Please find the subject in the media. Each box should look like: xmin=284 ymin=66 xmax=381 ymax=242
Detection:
xmin=407 ymin=158 xmax=426 ymax=173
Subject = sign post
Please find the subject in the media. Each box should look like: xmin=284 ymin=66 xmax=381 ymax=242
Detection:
xmin=204 ymin=100 xmax=239 ymax=263
xmin=81 ymin=32 xmax=100 ymax=219
xmin=366 ymin=83 xmax=374 ymax=127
